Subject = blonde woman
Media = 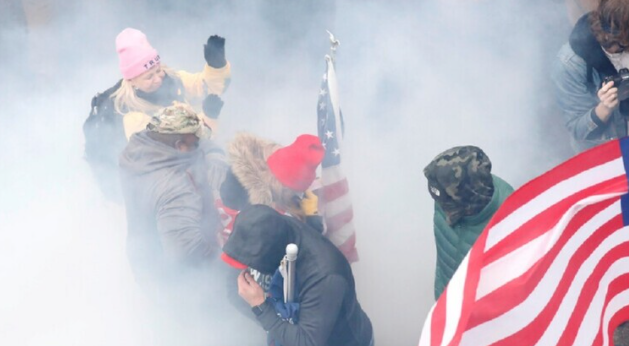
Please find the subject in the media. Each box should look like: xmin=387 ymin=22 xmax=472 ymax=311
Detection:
xmin=83 ymin=28 xmax=230 ymax=201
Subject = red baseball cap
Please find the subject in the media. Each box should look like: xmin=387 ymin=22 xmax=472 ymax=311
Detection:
xmin=221 ymin=252 xmax=248 ymax=269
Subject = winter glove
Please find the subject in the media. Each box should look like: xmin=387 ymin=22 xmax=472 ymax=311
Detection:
xmin=300 ymin=190 xmax=318 ymax=216
xmin=204 ymin=35 xmax=227 ymax=68
xmin=220 ymin=169 xmax=251 ymax=211
xmin=202 ymin=94 xmax=224 ymax=119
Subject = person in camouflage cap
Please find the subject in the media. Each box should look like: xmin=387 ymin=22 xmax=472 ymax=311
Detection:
xmin=423 ymin=146 xmax=494 ymax=226
xmin=138 ymin=102 xmax=213 ymax=154
xmin=424 ymin=145 xmax=514 ymax=300
xmin=116 ymin=99 xmax=267 ymax=345
xmin=147 ymin=102 xmax=209 ymax=140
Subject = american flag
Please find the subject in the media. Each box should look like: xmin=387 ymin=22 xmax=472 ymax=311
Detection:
xmin=419 ymin=138 xmax=629 ymax=346
xmin=316 ymin=54 xmax=358 ymax=263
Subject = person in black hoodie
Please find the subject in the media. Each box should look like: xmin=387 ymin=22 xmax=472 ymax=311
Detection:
xmin=221 ymin=204 xmax=374 ymax=346
xmin=216 ymin=133 xmax=325 ymax=294
xmin=552 ymin=0 xmax=629 ymax=152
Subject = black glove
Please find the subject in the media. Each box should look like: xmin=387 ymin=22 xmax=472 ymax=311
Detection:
xmin=203 ymin=94 xmax=224 ymax=119
xmin=204 ymin=35 xmax=227 ymax=68
xmin=220 ymin=169 xmax=250 ymax=211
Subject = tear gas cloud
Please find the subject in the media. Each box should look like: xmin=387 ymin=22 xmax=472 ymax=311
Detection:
xmin=0 ymin=0 xmax=573 ymax=345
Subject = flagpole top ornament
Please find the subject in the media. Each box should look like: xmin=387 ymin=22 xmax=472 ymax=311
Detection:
xmin=327 ymin=30 xmax=340 ymax=50
xmin=326 ymin=30 xmax=340 ymax=61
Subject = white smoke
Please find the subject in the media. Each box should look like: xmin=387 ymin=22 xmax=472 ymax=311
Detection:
xmin=0 ymin=0 xmax=575 ymax=345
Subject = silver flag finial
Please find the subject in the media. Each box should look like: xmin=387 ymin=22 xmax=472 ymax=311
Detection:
xmin=326 ymin=30 xmax=340 ymax=52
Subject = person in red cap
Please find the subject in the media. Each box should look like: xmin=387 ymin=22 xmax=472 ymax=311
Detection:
xmin=216 ymin=132 xmax=325 ymax=293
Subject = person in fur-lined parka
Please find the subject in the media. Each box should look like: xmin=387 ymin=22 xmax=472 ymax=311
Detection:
xmin=216 ymin=132 xmax=325 ymax=290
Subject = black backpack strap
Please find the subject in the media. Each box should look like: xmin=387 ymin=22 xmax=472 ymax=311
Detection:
xmin=570 ymin=13 xmax=617 ymax=89
xmin=83 ymin=80 xmax=124 ymax=162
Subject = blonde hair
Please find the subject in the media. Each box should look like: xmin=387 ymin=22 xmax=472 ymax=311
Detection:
xmin=111 ymin=65 xmax=178 ymax=115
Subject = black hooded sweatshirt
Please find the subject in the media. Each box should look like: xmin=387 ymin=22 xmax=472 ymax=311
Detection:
xmin=223 ymin=205 xmax=373 ymax=346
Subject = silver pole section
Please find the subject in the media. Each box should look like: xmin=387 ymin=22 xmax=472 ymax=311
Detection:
xmin=284 ymin=243 xmax=298 ymax=303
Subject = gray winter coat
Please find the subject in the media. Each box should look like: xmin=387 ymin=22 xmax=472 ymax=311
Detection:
xmin=119 ymin=131 xmax=220 ymax=282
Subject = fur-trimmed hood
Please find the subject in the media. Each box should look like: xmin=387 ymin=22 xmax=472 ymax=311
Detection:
xmin=227 ymin=132 xmax=289 ymax=206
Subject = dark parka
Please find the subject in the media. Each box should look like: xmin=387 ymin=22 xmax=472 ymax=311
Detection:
xmin=433 ymin=174 xmax=514 ymax=300
xmin=223 ymin=205 xmax=373 ymax=346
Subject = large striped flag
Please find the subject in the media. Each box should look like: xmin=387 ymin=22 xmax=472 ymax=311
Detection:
xmin=419 ymin=138 xmax=629 ymax=346
xmin=315 ymin=37 xmax=359 ymax=263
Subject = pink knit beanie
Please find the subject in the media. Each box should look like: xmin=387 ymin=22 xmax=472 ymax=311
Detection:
xmin=115 ymin=28 xmax=161 ymax=80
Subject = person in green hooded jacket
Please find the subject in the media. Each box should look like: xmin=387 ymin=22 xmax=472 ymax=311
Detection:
xmin=423 ymin=146 xmax=514 ymax=300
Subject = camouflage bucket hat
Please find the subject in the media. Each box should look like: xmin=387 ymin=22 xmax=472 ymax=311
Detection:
xmin=147 ymin=102 xmax=210 ymax=139
xmin=423 ymin=146 xmax=494 ymax=226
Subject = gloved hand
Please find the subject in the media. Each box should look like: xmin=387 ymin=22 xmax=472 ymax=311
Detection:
xmin=299 ymin=190 xmax=318 ymax=216
xmin=204 ymin=35 xmax=227 ymax=68
xmin=203 ymin=94 xmax=224 ymax=119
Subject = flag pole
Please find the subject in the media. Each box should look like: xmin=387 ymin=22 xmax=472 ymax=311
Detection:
xmin=324 ymin=31 xmax=342 ymax=143
xmin=284 ymin=244 xmax=298 ymax=304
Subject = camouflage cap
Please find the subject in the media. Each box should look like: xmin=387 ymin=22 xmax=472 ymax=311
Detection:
xmin=423 ymin=146 xmax=494 ymax=226
xmin=147 ymin=102 xmax=209 ymax=139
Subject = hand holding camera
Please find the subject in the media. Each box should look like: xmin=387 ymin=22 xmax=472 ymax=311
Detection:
xmin=596 ymin=80 xmax=619 ymax=121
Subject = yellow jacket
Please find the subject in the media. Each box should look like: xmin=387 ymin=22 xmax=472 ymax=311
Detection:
xmin=123 ymin=62 xmax=231 ymax=139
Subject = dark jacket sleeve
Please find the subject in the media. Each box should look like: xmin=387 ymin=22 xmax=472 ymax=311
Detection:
xmin=156 ymin=183 xmax=216 ymax=264
xmin=256 ymin=274 xmax=347 ymax=346
xmin=305 ymin=215 xmax=325 ymax=234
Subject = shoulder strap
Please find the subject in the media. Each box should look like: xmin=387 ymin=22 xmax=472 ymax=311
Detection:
xmin=88 ymin=79 xmax=123 ymax=117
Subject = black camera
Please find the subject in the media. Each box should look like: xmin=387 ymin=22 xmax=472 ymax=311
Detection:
xmin=603 ymin=68 xmax=629 ymax=101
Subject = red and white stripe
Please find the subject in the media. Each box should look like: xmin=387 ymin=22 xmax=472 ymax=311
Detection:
xmin=419 ymin=139 xmax=629 ymax=346
xmin=317 ymin=55 xmax=358 ymax=263
xmin=321 ymin=163 xmax=358 ymax=263
xmin=215 ymin=199 xmax=238 ymax=248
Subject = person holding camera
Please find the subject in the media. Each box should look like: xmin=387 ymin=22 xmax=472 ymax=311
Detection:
xmin=552 ymin=0 xmax=629 ymax=152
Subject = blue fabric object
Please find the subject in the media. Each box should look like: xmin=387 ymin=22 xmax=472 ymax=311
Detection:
xmin=267 ymin=268 xmax=300 ymax=346
xmin=268 ymin=268 xmax=300 ymax=323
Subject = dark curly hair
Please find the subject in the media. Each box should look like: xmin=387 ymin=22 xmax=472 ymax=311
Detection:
xmin=590 ymin=0 xmax=629 ymax=51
